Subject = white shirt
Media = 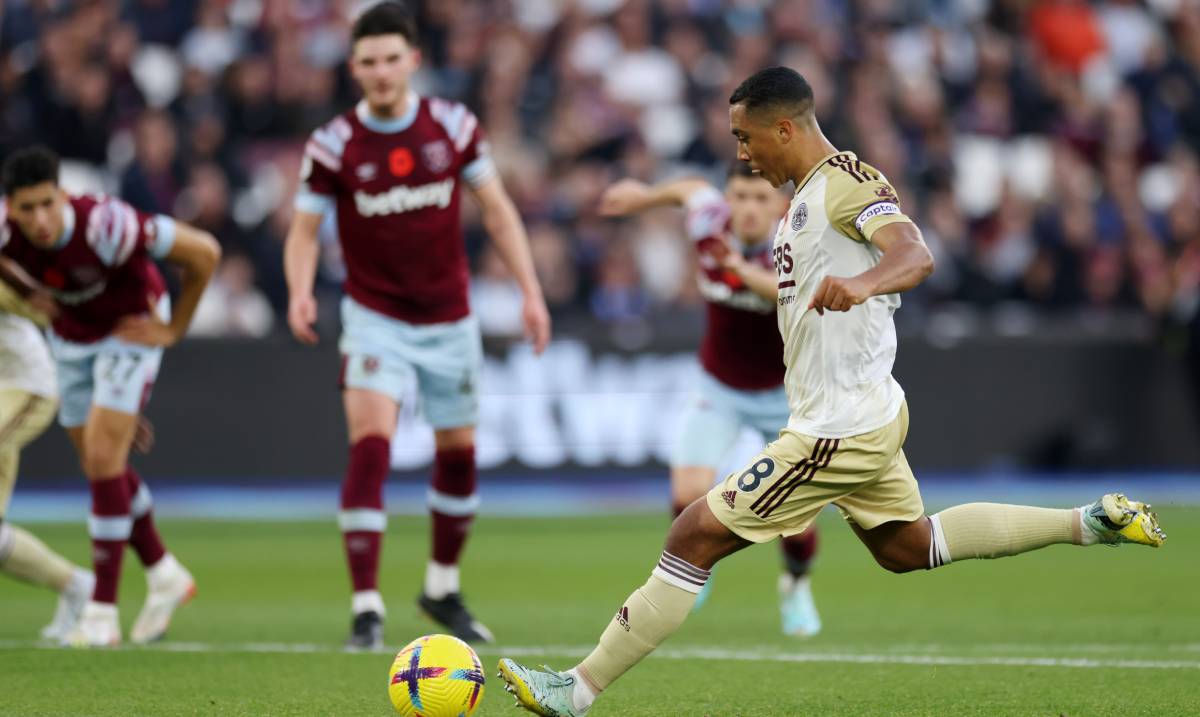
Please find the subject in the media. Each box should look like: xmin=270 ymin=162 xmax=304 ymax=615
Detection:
xmin=0 ymin=313 xmax=56 ymax=398
xmin=773 ymin=152 xmax=909 ymax=438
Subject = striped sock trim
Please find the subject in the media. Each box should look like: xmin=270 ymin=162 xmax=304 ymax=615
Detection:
xmin=130 ymin=483 xmax=153 ymax=519
xmin=928 ymin=514 xmax=951 ymax=569
xmin=88 ymin=515 xmax=133 ymax=541
xmin=651 ymin=551 xmax=711 ymax=594
xmin=337 ymin=509 xmax=387 ymax=532
xmin=427 ymin=489 xmax=480 ymax=517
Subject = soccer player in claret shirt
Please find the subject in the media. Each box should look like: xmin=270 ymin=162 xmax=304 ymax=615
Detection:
xmin=598 ymin=163 xmax=822 ymax=637
xmin=497 ymin=67 xmax=1165 ymax=716
xmin=0 ymin=146 xmax=221 ymax=647
xmin=284 ymin=2 xmax=550 ymax=649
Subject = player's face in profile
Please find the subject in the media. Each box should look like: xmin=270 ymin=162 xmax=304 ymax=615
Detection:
xmin=729 ymin=103 xmax=784 ymax=188
xmin=6 ymin=182 xmax=65 ymax=248
xmin=725 ymin=175 xmax=786 ymax=242
xmin=351 ymin=34 xmax=421 ymax=112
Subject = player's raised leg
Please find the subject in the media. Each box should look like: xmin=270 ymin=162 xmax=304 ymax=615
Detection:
xmin=498 ymin=499 xmax=749 ymax=716
xmin=850 ymin=496 xmax=1164 ymax=575
xmin=340 ymin=387 xmax=397 ymax=650
xmin=0 ymin=391 xmax=92 ymax=641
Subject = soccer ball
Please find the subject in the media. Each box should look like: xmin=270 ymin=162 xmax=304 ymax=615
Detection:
xmin=388 ymin=634 xmax=486 ymax=716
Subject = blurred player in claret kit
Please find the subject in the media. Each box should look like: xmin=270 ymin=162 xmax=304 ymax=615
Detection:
xmin=284 ymin=1 xmax=550 ymax=649
xmin=0 ymin=146 xmax=221 ymax=647
xmin=599 ymin=163 xmax=822 ymax=637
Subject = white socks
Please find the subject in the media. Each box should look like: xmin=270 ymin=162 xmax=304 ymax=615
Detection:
xmin=1076 ymin=505 xmax=1099 ymax=545
xmin=352 ymin=590 xmax=386 ymax=616
xmin=65 ymin=568 xmax=94 ymax=598
xmin=424 ymin=560 xmax=460 ymax=599
xmin=350 ymin=561 xmax=461 ymax=616
xmin=566 ymin=668 xmax=597 ymax=713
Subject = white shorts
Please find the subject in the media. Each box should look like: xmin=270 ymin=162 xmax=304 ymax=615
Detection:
xmin=339 ymin=296 xmax=482 ymax=429
xmin=672 ymin=368 xmax=790 ymax=470
xmin=47 ymin=296 xmax=169 ymax=428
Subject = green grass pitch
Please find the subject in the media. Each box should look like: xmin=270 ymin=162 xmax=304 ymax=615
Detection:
xmin=1 ymin=507 xmax=1197 ymax=716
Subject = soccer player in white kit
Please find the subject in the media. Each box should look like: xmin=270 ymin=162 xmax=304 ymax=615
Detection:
xmin=0 ymin=266 xmax=93 ymax=641
xmin=496 ymin=66 xmax=1165 ymax=717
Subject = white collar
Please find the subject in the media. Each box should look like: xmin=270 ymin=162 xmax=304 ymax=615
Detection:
xmin=356 ymin=91 xmax=420 ymax=134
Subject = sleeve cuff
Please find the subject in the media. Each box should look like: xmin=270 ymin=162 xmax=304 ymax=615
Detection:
xmin=683 ymin=186 xmax=724 ymax=213
xmin=149 ymin=215 xmax=177 ymax=259
xmin=861 ymin=214 xmax=912 ymax=243
xmin=461 ymin=156 xmax=497 ymax=188
xmin=294 ymin=187 xmax=335 ymax=215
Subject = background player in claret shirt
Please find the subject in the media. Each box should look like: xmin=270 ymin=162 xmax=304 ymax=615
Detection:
xmin=283 ymin=2 xmax=550 ymax=649
xmin=598 ymin=164 xmax=822 ymax=637
xmin=0 ymin=146 xmax=221 ymax=647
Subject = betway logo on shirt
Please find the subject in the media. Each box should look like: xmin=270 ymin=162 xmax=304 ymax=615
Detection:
xmin=354 ymin=178 xmax=455 ymax=217
xmin=52 ymin=281 xmax=107 ymax=306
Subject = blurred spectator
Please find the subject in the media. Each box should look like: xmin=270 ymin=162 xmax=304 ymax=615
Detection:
xmin=120 ymin=109 xmax=184 ymax=214
xmin=188 ymin=254 xmax=275 ymax=338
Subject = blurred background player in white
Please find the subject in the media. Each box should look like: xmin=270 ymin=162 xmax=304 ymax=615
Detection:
xmin=0 ymin=146 xmax=220 ymax=646
xmin=0 ymin=260 xmax=92 ymax=642
xmin=599 ymin=164 xmax=821 ymax=637
xmin=284 ymin=1 xmax=550 ymax=649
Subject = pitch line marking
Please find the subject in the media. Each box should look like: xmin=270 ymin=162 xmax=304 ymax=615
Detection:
xmin=0 ymin=640 xmax=1198 ymax=670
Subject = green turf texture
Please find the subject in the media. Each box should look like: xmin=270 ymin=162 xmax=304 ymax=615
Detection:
xmin=1 ymin=506 xmax=1196 ymax=716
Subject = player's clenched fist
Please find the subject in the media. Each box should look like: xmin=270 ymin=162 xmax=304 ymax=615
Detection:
xmin=598 ymin=179 xmax=651 ymax=217
xmin=288 ymin=293 xmax=319 ymax=345
xmin=808 ymin=275 xmax=873 ymax=315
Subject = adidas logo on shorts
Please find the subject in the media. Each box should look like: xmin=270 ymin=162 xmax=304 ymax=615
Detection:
xmin=722 ymin=490 xmax=736 ymax=509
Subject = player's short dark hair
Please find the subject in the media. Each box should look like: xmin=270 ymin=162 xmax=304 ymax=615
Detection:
xmin=1 ymin=146 xmax=59 ymax=196
xmin=352 ymin=1 xmax=417 ymax=46
xmin=726 ymin=162 xmax=758 ymax=181
xmin=729 ymin=66 xmax=814 ymax=120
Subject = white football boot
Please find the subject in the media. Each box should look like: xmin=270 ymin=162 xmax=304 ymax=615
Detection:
xmin=63 ymin=601 xmax=121 ymax=647
xmin=131 ymin=554 xmax=196 ymax=644
xmin=779 ymin=574 xmax=822 ymax=637
xmin=40 ymin=570 xmax=94 ymax=642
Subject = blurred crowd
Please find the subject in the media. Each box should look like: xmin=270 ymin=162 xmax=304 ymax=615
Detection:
xmin=1 ymin=0 xmax=1199 ymax=345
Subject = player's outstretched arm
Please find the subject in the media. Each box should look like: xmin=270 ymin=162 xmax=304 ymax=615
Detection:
xmin=808 ymin=222 xmax=934 ymax=315
xmin=116 ymin=222 xmax=221 ymax=345
xmin=469 ymin=177 xmax=551 ymax=354
xmin=283 ymin=210 xmax=324 ymax=345
xmin=598 ymin=177 xmax=713 ymax=217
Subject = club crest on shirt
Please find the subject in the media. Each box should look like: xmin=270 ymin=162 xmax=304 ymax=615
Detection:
xmin=791 ymin=202 xmax=808 ymax=231
xmin=422 ymin=140 xmax=452 ymax=173
xmin=355 ymin=163 xmax=378 ymax=181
